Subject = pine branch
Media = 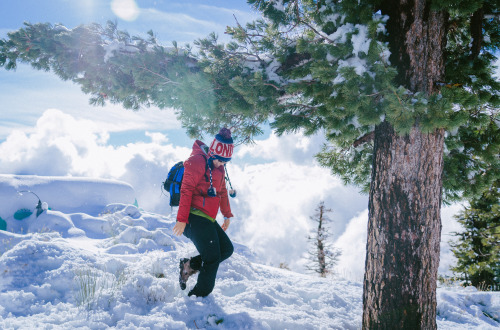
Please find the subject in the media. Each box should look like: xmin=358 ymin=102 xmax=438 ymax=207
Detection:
xmin=353 ymin=131 xmax=375 ymax=148
xmin=263 ymin=83 xmax=281 ymax=90
xmin=138 ymin=65 xmax=181 ymax=85
xmin=290 ymin=0 xmax=336 ymax=44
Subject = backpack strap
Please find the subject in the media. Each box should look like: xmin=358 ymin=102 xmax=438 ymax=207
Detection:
xmin=202 ymin=155 xmax=209 ymax=182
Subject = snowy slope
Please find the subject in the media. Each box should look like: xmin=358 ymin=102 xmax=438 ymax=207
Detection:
xmin=0 ymin=176 xmax=498 ymax=329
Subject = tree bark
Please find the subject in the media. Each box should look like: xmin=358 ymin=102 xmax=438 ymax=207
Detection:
xmin=470 ymin=7 xmax=484 ymax=59
xmin=363 ymin=0 xmax=447 ymax=328
xmin=363 ymin=122 xmax=445 ymax=329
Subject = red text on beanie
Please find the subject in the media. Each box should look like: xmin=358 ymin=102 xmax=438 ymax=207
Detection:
xmin=209 ymin=128 xmax=234 ymax=162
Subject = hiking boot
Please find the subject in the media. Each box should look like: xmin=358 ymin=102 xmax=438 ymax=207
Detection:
xmin=179 ymin=258 xmax=198 ymax=290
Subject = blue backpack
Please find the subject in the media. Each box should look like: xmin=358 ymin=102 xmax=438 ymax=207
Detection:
xmin=163 ymin=157 xmax=210 ymax=207
xmin=163 ymin=161 xmax=185 ymax=207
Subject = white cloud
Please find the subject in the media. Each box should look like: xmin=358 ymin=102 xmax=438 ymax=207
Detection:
xmin=137 ymin=8 xmax=225 ymax=44
xmin=0 ymin=109 xmax=464 ymax=277
xmin=196 ymin=4 xmax=262 ymax=28
xmin=334 ymin=210 xmax=368 ymax=281
xmin=332 ymin=203 xmax=466 ymax=281
xmin=133 ymin=3 xmax=260 ymax=44
xmin=227 ymin=161 xmax=367 ymax=271
xmin=72 ymin=104 xmax=181 ymax=133
xmin=0 ymin=109 xmax=367 ymax=273
xmin=439 ymin=203 xmax=465 ymax=276
xmin=0 ymin=64 xmax=182 ymax=140
xmin=0 ymin=109 xmax=191 ymax=211
xmin=237 ymin=131 xmax=327 ymax=164
xmin=140 ymin=8 xmax=221 ymax=30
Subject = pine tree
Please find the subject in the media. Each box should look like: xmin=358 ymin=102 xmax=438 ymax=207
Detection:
xmin=1 ymin=1 xmax=499 ymax=328
xmin=450 ymin=180 xmax=500 ymax=290
xmin=306 ymin=201 xmax=341 ymax=277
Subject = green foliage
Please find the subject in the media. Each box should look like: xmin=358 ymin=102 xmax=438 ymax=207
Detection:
xmin=437 ymin=1 xmax=500 ymax=201
xmin=450 ymin=180 xmax=500 ymax=290
xmin=316 ymin=144 xmax=373 ymax=193
xmin=207 ymin=314 xmax=224 ymax=326
xmin=0 ymin=1 xmax=499 ymax=200
xmin=240 ymin=1 xmax=499 ymax=200
xmin=0 ymin=22 xmax=266 ymax=142
xmin=443 ymin=114 xmax=500 ymax=202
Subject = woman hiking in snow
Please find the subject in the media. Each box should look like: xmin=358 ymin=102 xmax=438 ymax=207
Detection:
xmin=172 ymin=128 xmax=235 ymax=297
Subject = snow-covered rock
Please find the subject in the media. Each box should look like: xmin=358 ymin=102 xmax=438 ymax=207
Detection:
xmin=0 ymin=174 xmax=136 ymax=220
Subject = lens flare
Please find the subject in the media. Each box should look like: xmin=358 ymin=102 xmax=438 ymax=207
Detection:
xmin=111 ymin=0 xmax=140 ymax=21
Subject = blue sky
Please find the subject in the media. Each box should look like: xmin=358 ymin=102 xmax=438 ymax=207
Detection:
xmin=0 ymin=0 xmax=261 ymax=146
xmin=1 ymin=0 xmax=256 ymax=41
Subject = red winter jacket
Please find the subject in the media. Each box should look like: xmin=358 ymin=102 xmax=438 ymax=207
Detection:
xmin=177 ymin=140 xmax=234 ymax=223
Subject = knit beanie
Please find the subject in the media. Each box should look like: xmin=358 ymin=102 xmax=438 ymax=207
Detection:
xmin=209 ymin=128 xmax=234 ymax=162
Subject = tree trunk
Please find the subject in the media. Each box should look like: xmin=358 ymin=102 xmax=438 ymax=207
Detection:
xmin=363 ymin=122 xmax=445 ymax=329
xmin=363 ymin=0 xmax=447 ymax=328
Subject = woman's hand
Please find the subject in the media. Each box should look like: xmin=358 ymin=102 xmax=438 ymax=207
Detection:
xmin=173 ymin=221 xmax=187 ymax=236
xmin=221 ymin=218 xmax=230 ymax=231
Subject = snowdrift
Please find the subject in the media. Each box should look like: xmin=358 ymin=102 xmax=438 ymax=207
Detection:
xmin=0 ymin=174 xmax=135 ymax=221
xmin=0 ymin=176 xmax=498 ymax=329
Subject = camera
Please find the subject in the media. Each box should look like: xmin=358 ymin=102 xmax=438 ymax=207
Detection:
xmin=207 ymin=186 xmax=217 ymax=197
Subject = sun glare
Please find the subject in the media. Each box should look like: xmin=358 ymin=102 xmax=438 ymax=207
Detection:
xmin=111 ymin=0 xmax=140 ymax=21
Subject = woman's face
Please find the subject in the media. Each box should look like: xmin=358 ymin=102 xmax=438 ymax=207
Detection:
xmin=213 ymin=159 xmax=228 ymax=168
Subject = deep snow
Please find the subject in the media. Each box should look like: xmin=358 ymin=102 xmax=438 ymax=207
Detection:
xmin=0 ymin=175 xmax=498 ymax=329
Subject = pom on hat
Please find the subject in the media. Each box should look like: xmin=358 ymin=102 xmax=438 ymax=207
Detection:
xmin=218 ymin=128 xmax=232 ymax=141
xmin=209 ymin=128 xmax=234 ymax=161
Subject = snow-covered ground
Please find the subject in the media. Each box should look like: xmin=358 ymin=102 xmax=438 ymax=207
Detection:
xmin=0 ymin=175 xmax=498 ymax=329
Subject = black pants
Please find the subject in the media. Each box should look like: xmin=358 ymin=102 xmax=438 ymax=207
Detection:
xmin=183 ymin=213 xmax=234 ymax=297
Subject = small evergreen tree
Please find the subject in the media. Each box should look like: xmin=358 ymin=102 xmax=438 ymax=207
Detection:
xmin=450 ymin=180 xmax=500 ymax=290
xmin=279 ymin=262 xmax=291 ymax=270
xmin=306 ymin=201 xmax=341 ymax=277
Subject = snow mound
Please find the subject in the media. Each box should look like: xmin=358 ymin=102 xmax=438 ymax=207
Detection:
xmin=0 ymin=174 xmax=136 ymax=220
xmin=0 ymin=202 xmax=364 ymax=329
xmin=0 ymin=176 xmax=498 ymax=329
xmin=437 ymin=287 xmax=500 ymax=329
